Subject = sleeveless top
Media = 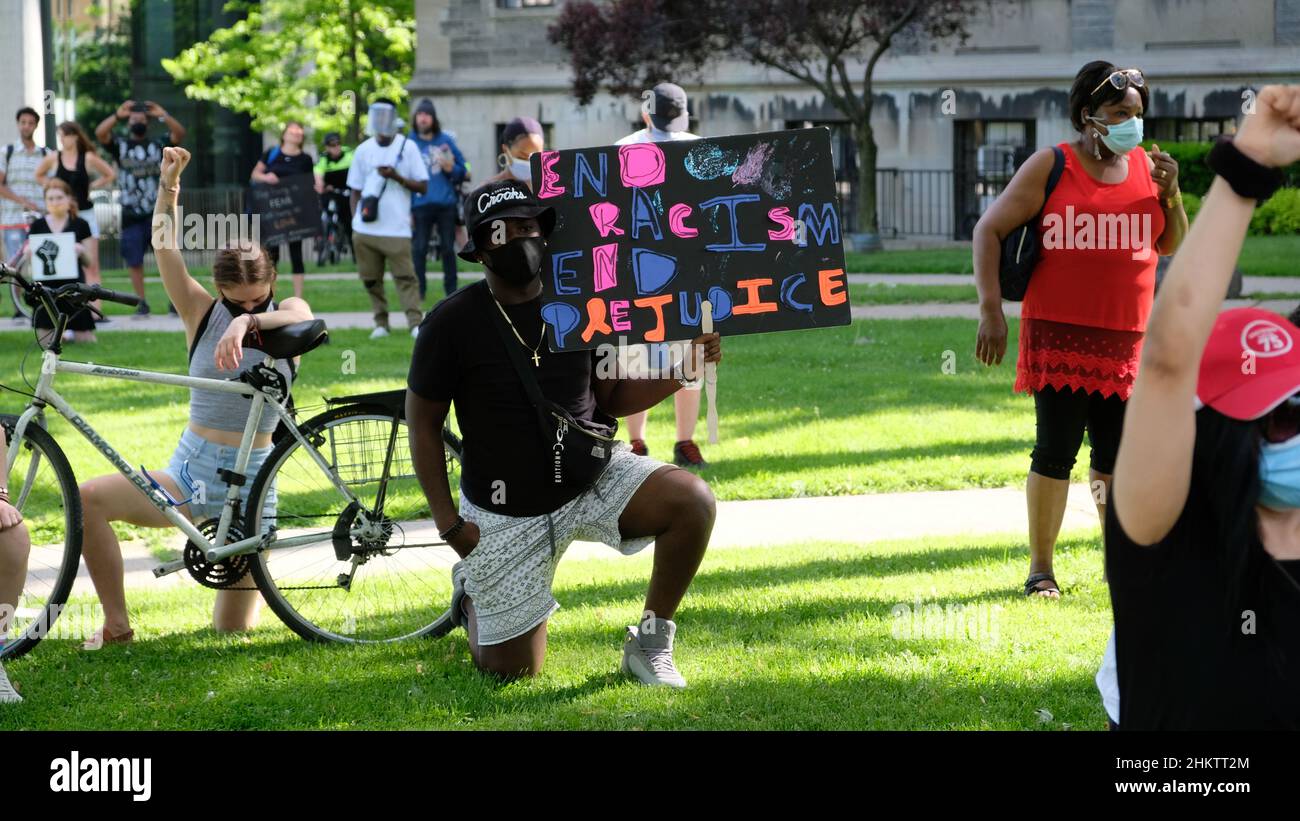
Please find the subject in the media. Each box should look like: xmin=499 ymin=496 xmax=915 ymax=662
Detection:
xmin=55 ymin=149 xmax=93 ymax=211
xmin=1015 ymin=142 xmax=1166 ymax=401
xmin=188 ymin=300 xmax=296 ymax=435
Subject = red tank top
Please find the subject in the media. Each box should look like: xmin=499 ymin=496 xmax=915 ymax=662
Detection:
xmin=1021 ymin=142 xmax=1166 ymax=332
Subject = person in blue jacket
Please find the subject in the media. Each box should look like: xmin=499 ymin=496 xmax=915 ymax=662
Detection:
xmin=409 ymin=98 xmax=467 ymax=299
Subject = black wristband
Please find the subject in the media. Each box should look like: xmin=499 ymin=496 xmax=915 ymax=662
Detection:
xmin=439 ymin=515 xmax=465 ymax=540
xmin=1206 ymin=135 xmax=1284 ymax=204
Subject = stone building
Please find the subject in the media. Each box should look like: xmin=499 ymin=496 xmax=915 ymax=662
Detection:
xmin=410 ymin=0 xmax=1297 ymax=239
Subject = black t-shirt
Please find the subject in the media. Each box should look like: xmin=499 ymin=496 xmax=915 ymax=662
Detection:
xmin=1106 ymin=476 xmax=1300 ymax=730
xmin=407 ymin=280 xmax=599 ymax=516
xmin=260 ymin=147 xmax=314 ymax=179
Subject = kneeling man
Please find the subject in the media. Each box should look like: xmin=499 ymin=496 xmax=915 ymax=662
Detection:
xmin=407 ymin=179 xmax=720 ymax=686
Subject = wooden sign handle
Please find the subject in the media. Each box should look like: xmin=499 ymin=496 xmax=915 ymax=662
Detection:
xmin=700 ymin=299 xmax=719 ymax=445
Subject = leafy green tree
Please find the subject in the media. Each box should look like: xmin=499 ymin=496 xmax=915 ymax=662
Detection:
xmin=51 ymin=2 xmax=134 ymax=133
xmin=162 ymin=0 xmax=415 ymax=144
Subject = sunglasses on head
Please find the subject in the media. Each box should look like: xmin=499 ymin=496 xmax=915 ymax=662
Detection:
xmin=1091 ymin=68 xmax=1144 ymax=98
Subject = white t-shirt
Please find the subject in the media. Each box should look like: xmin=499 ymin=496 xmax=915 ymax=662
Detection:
xmin=615 ymin=127 xmax=700 ymax=146
xmin=346 ymin=135 xmax=428 ymax=238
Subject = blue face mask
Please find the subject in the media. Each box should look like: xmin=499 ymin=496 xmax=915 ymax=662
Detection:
xmin=1089 ymin=115 xmax=1143 ymax=155
xmin=1258 ymin=432 xmax=1300 ymax=509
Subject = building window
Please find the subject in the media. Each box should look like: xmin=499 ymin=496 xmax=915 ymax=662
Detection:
xmin=497 ymin=0 xmax=555 ymax=8
xmin=1144 ymin=117 xmax=1237 ymax=142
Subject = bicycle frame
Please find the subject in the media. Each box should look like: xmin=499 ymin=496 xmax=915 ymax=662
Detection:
xmin=4 ymin=347 xmax=361 ymax=566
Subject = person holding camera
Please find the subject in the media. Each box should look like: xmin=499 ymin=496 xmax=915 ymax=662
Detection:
xmin=95 ymin=99 xmax=186 ymax=317
xmin=347 ymin=99 xmax=428 ymax=339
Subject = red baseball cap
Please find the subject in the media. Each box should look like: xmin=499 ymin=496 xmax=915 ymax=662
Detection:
xmin=1197 ymin=307 xmax=1300 ymax=420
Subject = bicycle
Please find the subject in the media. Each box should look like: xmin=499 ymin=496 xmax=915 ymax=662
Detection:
xmin=315 ymin=188 xmax=353 ymax=267
xmin=5 ymin=210 xmax=41 ymax=321
xmin=0 ymin=263 xmax=464 ymax=660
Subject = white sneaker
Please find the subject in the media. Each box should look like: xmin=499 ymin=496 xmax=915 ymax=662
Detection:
xmin=410 ymin=327 xmax=420 ymax=340
xmin=0 ymin=661 xmax=22 ymax=703
xmin=621 ymin=618 xmax=687 ymax=688
xmin=369 ymin=326 xmax=390 ymax=340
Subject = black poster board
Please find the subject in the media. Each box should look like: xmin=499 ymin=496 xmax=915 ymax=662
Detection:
xmin=529 ymin=127 xmax=849 ymax=351
xmin=250 ymin=175 xmax=322 ymax=247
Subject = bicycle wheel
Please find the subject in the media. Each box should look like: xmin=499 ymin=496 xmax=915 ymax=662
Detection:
xmin=9 ymin=275 xmax=31 ymax=320
xmin=1 ymin=414 xmax=82 ymax=660
xmin=246 ymin=403 xmax=464 ymax=644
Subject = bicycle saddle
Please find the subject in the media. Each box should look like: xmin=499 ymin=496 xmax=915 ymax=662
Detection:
xmin=253 ymin=319 xmax=330 ymax=359
xmin=325 ymin=388 xmax=407 ymax=415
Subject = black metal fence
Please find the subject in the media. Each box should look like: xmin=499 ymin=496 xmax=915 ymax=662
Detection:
xmin=95 ymin=186 xmax=290 ymax=271
xmin=874 ymin=168 xmax=954 ymax=239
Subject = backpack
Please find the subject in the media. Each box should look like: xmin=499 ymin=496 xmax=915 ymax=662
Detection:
xmin=998 ymin=146 xmax=1065 ymax=302
xmin=5 ymin=143 xmax=48 ymax=167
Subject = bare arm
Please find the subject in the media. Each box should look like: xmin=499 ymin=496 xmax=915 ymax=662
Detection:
xmin=972 ymin=147 xmax=1057 ymax=366
xmin=406 ymin=392 xmax=480 ymax=558
xmin=94 ymin=107 xmax=124 ymax=146
xmin=593 ymin=334 xmax=722 ymax=417
xmin=1112 ymin=86 xmax=1300 ymax=545
xmin=87 ymin=152 xmax=116 ymax=190
xmin=151 ymin=146 xmax=214 ymax=336
xmin=34 ymin=153 xmax=56 ymax=186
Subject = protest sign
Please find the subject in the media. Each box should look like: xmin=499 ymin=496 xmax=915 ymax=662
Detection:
xmin=250 ymin=175 xmax=322 ymax=247
xmin=530 ymin=127 xmax=850 ymax=351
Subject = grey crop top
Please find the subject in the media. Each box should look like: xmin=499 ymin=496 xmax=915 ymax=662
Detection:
xmin=188 ymin=300 xmax=295 ymax=435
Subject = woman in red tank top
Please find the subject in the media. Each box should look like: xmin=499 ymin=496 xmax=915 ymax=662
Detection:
xmin=971 ymin=61 xmax=1189 ymax=599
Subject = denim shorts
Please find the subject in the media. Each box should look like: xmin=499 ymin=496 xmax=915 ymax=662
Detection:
xmin=119 ymin=220 xmax=151 ymax=267
xmin=155 ymin=428 xmax=278 ymax=532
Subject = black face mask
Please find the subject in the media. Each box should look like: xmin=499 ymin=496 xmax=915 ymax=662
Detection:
xmin=222 ymin=291 xmax=274 ymax=318
xmin=129 ymin=122 xmax=148 ymax=137
xmin=482 ymin=235 xmax=545 ymax=286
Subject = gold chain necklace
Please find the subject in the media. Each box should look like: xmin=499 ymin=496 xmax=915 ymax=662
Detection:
xmin=489 ymin=291 xmax=546 ymax=367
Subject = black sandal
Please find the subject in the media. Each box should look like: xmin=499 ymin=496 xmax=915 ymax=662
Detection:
xmin=1023 ymin=572 xmax=1061 ymax=597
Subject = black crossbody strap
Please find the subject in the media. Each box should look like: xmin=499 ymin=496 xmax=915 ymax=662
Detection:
xmin=477 ymin=281 xmax=550 ymax=410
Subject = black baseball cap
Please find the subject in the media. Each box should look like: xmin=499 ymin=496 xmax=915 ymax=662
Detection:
xmin=459 ymin=179 xmax=556 ymax=262
xmin=646 ymin=82 xmax=689 ymax=132
xmin=322 ymin=132 xmax=341 ymax=145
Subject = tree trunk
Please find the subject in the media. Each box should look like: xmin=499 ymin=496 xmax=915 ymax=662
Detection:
xmin=853 ymin=117 xmax=882 ymax=251
xmin=347 ymin=0 xmax=361 ymax=144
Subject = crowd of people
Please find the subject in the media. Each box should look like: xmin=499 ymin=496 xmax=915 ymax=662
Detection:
xmin=2 ymin=67 xmax=1296 ymax=728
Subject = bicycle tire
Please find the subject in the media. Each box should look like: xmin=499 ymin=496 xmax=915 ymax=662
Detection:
xmin=9 ymin=277 xmax=32 ymax=320
xmin=246 ymin=403 xmax=464 ymax=644
xmin=0 ymin=415 xmax=82 ymax=660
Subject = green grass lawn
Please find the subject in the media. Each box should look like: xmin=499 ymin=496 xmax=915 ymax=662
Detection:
xmin=0 ymin=530 xmax=1111 ymax=730
xmin=849 ymin=283 xmax=977 ymax=304
xmin=1 ymin=318 xmax=1055 ymax=514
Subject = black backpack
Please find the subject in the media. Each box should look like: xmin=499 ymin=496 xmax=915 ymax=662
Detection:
xmin=998 ymin=146 xmax=1065 ymax=302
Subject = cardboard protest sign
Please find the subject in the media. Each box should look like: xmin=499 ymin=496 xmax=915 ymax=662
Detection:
xmin=530 ymin=127 xmax=850 ymax=351
xmin=29 ymin=232 xmax=79 ymax=282
xmin=250 ymin=175 xmax=322 ymax=247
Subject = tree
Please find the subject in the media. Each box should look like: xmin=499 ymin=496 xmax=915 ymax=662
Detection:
xmin=550 ymin=0 xmax=978 ymax=248
xmin=51 ymin=2 xmax=133 ymax=133
xmin=162 ymin=0 xmax=415 ymax=144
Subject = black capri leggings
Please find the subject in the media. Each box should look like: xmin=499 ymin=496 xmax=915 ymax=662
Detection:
xmin=1030 ymin=385 xmax=1127 ymax=480
xmin=268 ymin=240 xmax=304 ymax=274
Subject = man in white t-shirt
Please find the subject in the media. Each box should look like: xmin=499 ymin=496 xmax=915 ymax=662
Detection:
xmin=615 ymin=83 xmax=709 ymax=469
xmin=0 ymin=107 xmax=48 ymax=316
xmin=348 ymin=99 xmax=430 ymax=339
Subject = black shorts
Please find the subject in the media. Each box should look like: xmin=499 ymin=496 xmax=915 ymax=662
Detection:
xmin=1029 ymin=385 xmax=1127 ymax=480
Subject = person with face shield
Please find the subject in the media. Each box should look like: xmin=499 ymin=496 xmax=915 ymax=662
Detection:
xmin=406 ymin=179 xmax=723 ymax=687
xmin=1103 ymin=85 xmax=1300 ymax=729
xmin=347 ymin=99 xmax=429 ymax=339
xmin=95 ymin=99 xmax=187 ymax=316
xmin=486 ymin=117 xmax=544 ymax=189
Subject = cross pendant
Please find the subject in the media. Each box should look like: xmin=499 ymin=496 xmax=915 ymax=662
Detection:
xmin=531 ymin=351 xmax=541 ymax=367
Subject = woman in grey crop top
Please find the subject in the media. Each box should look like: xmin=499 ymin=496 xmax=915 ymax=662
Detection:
xmin=76 ymin=146 xmax=316 ymax=648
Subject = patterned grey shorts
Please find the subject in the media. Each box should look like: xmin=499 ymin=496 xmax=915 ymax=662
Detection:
xmin=454 ymin=444 xmax=668 ymax=646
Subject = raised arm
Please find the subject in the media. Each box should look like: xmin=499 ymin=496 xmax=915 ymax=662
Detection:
xmin=971 ymin=147 xmax=1057 ymax=366
xmin=593 ymin=334 xmax=722 ymax=417
xmin=95 ymin=101 xmax=129 ymax=147
xmin=151 ymin=146 xmax=213 ymax=335
xmin=1112 ymin=86 xmax=1300 ymax=545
